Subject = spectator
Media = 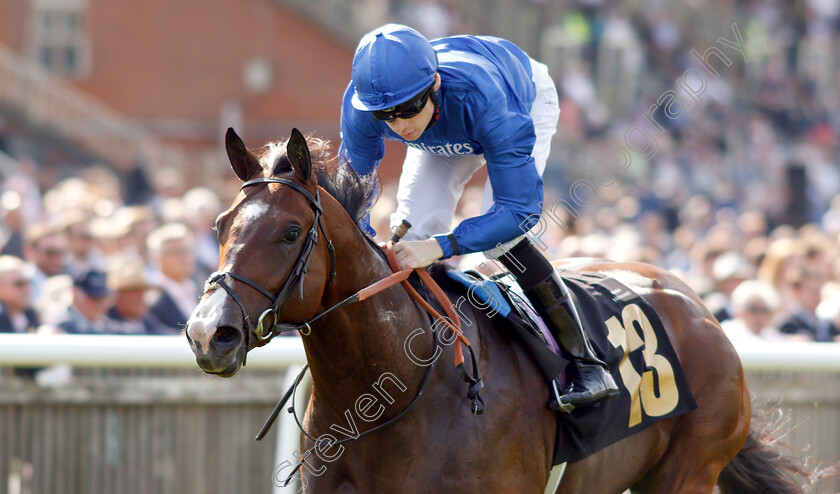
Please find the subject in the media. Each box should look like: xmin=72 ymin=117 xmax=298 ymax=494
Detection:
xmin=23 ymin=222 xmax=69 ymax=303
xmin=114 ymin=205 xmax=158 ymax=260
xmin=720 ymin=280 xmax=783 ymax=342
xmin=758 ymin=237 xmax=803 ymax=290
xmin=48 ymin=268 xmax=113 ymax=334
xmin=147 ymin=223 xmax=197 ymax=333
xmin=2 ymin=156 xmax=43 ymax=225
xmin=704 ymin=251 xmax=756 ymax=323
xmin=0 ymin=255 xmax=38 ymax=333
xmin=0 ymin=190 xmax=26 ymax=258
xmin=774 ymin=264 xmax=839 ymax=342
xmin=181 ymin=187 xmax=222 ymax=282
xmin=89 ymin=215 xmax=128 ymax=263
xmin=62 ymin=208 xmax=101 ymax=276
xmin=104 ymin=257 xmax=164 ymax=335
xmin=799 ymin=230 xmax=835 ymax=281
xmin=736 ymin=210 xmax=769 ymax=243
xmin=34 ymin=274 xmax=72 ymax=328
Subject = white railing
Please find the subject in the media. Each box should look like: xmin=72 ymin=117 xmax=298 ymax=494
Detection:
xmin=0 ymin=43 xmax=182 ymax=169
xmin=2 ymin=334 xmax=839 ymax=372
xmin=733 ymin=341 xmax=840 ymax=372
xmin=0 ymin=334 xmax=309 ymax=493
xmin=0 ymin=333 xmax=305 ymax=368
xmin=2 ymin=334 xmax=839 ymax=494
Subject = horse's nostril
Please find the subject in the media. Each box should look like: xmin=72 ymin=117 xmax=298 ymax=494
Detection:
xmin=214 ymin=326 xmax=240 ymax=344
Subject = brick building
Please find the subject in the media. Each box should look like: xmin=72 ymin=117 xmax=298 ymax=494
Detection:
xmin=0 ymin=0 xmax=406 ymax=186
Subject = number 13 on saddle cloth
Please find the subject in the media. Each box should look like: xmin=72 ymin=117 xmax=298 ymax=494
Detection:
xmin=457 ymin=268 xmax=698 ymax=465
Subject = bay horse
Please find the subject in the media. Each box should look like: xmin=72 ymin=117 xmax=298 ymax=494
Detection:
xmin=186 ymin=128 xmax=808 ymax=493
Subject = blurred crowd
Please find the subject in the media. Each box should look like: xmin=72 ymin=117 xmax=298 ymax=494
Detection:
xmin=369 ymin=0 xmax=840 ymax=344
xmin=0 ymin=161 xmax=222 ymax=339
xmin=536 ymin=0 xmax=840 ymax=343
xmin=548 ymin=0 xmax=840 ymax=227
xmin=370 ymin=179 xmax=840 ymax=344
xmin=3 ymin=0 xmax=840 ymax=349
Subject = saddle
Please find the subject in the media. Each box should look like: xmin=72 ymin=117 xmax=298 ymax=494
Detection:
xmin=447 ymin=269 xmax=563 ymax=355
xmin=447 ymin=268 xmax=697 ymax=465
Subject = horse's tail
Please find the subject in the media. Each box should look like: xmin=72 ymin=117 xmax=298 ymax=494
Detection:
xmin=717 ymin=408 xmax=817 ymax=494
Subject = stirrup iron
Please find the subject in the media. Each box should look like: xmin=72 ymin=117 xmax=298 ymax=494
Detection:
xmin=549 ymin=378 xmax=575 ymax=414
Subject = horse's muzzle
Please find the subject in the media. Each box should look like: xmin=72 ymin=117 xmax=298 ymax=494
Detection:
xmin=186 ymin=322 xmax=246 ymax=376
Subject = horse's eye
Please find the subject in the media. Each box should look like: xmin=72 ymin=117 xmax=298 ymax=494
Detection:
xmin=284 ymin=227 xmax=301 ymax=243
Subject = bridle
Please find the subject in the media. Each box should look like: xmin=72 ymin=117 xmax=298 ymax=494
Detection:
xmin=200 ymin=174 xmax=485 ymax=471
xmin=200 ymin=173 xmax=481 ymax=387
xmin=203 ymin=177 xmax=336 ymax=351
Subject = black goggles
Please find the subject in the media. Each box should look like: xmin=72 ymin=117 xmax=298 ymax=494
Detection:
xmin=372 ymin=83 xmax=435 ymax=122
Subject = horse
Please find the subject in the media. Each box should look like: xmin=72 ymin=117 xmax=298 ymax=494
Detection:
xmin=185 ymin=128 xmax=809 ymax=493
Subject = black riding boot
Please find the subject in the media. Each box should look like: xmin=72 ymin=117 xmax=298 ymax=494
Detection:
xmin=498 ymin=239 xmax=619 ymax=412
xmin=525 ymin=271 xmax=620 ymax=411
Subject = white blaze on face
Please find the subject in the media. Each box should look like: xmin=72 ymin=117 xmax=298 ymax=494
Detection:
xmin=224 ymin=200 xmax=270 ymax=264
xmin=187 ymin=288 xmax=228 ymax=353
xmin=188 ymin=199 xmax=270 ymax=353
xmin=241 ymin=200 xmax=269 ymax=223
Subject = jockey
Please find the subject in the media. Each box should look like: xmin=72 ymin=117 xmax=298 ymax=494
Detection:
xmin=339 ymin=24 xmax=618 ymax=411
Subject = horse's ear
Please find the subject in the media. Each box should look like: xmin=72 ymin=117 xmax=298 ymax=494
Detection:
xmin=286 ymin=128 xmax=312 ymax=182
xmin=225 ymin=128 xmax=261 ymax=181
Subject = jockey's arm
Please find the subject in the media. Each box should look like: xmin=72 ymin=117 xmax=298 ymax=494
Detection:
xmin=393 ymin=150 xmax=543 ymax=270
xmin=433 ymin=112 xmax=543 ymax=260
xmin=339 ymin=84 xmax=387 ymax=234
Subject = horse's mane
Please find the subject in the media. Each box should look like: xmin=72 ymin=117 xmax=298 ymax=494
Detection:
xmin=259 ymin=136 xmax=379 ymax=232
xmin=258 ymin=136 xmax=470 ymax=314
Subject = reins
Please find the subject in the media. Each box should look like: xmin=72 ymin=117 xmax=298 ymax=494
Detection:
xmin=253 ymin=243 xmax=485 ymax=437
xmin=266 ymin=322 xmax=441 ymax=487
xmin=200 ymin=176 xmax=485 ymax=484
xmin=255 ymin=243 xmax=485 ymax=487
xmin=380 ymin=247 xmax=485 ymax=414
xmin=266 ymin=244 xmax=476 ymax=366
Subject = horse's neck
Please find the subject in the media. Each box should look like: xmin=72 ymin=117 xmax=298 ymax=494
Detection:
xmin=303 ymin=223 xmax=430 ymax=409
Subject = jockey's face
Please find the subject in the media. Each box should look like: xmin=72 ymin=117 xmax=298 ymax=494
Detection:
xmin=385 ymin=96 xmax=434 ymax=141
xmin=384 ymin=73 xmax=441 ymax=142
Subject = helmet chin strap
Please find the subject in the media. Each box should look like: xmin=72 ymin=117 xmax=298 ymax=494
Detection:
xmin=424 ymin=88 xmax=440 ymax=132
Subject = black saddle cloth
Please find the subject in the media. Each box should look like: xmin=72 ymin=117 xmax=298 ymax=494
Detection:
xmin=549 ymin=270 xmax=697 ymax=464
xmin=441 ymin=265 xmax=696 ymax=465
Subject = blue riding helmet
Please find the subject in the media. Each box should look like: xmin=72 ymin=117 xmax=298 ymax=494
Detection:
xmin=351 ymin=24 xmax=438 ymax=112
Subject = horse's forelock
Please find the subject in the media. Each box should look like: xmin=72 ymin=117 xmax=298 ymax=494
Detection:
xmin=258 ymin=141 xmax=291 ymax=173
xmin=256 ymin=135 xmax=378 ymax=232
xmin=258 ymin=136 xmax=331 ymax=174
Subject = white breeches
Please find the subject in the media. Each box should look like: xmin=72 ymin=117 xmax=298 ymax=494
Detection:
xmin=390 ymin=58 xmax=560 ymax=258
